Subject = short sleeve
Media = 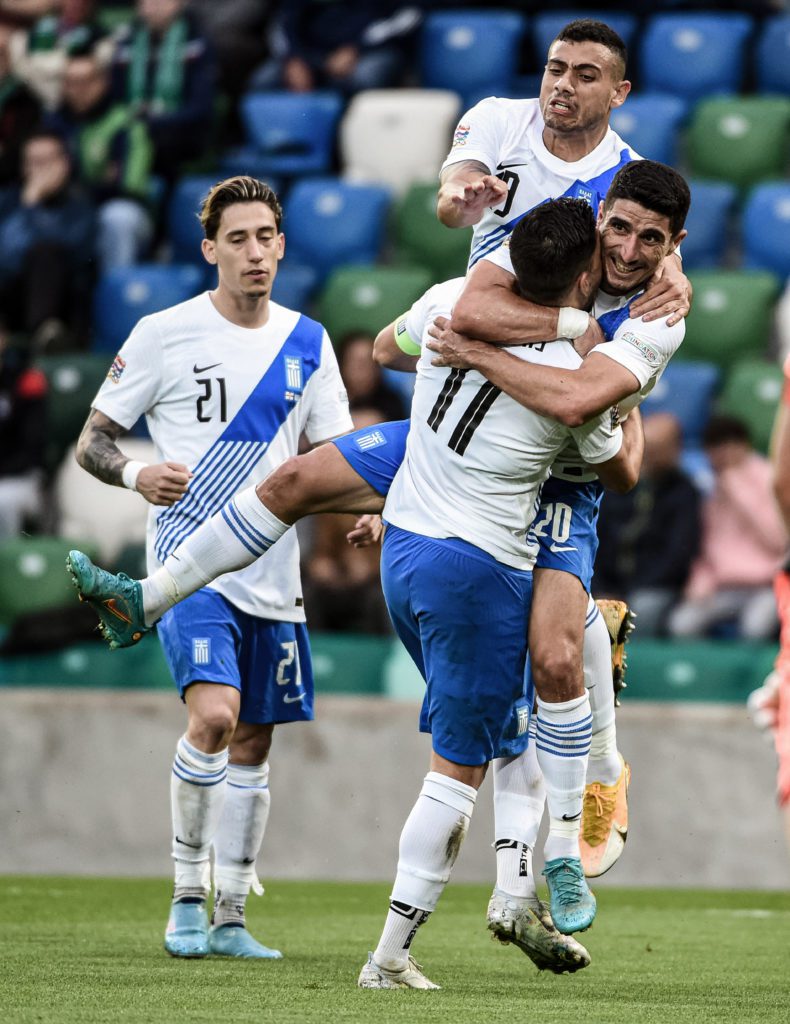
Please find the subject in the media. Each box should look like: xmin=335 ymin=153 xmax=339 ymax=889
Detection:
xmin=440 ymin=97 xmax=508 ymax=175
xmin=570 ymin=410 xmax=623 ymax=466
xmin=302 ymin=332 xmax=354 ymax=444
xmin=91 ymin=315 xmax=165 ymax=430
xmin=593 ymin=318 xmax=685 ymax=390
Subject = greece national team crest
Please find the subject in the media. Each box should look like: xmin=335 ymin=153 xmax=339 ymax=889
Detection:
xmin=284 ymin=355 xmax=303 ymax=402
xmin=517 ymin=705 xmax=530 ymax=736
xmin=354 ymin=429 xmax=387 ymax=451
xmin=193 ymin=637 xmax=211 ymax=665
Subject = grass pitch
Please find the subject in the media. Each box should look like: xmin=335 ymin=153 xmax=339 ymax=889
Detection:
xmin=1 ymin=878 xmax=788 ymax=1024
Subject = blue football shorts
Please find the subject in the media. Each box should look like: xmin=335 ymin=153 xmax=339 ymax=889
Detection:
xmin=381 ymin=524 xmax=534 ymax=765
xmin=531 ymin=477 xmax=604 ymax=592
xmin=157 ymin=588 xmax=313 ymax=725
xmin=331 ymin=419 xmax=409 ymax=496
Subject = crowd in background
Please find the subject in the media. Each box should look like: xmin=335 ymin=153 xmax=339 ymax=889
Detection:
xmin=0 ymin=0 xmax=788 ymax=643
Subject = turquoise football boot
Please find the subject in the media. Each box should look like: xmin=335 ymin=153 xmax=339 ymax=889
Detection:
xmin=66 ymin=549 xmax=149 ymax=649
xmin=542 ymin=857 xmax=597 ymax=934
xmin=164 ymin=900 xmax=209 ymax=958
xmin=208 ymin=924 xmax=283 ymax=959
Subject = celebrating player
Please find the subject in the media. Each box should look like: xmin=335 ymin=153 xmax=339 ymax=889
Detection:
xmin=71 ymin=177 xmax=353 ymax=959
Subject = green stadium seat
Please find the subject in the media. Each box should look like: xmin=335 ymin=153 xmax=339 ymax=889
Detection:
xmin=0 ymin=536 xmax=99 ymax=626
xmin=317 ymin=265 xmax=433 ymax=344
xmin=391 ymin=183 xmax=472 ymax=281
xmin=717 ymin=359 xmax=784 ymax=454
xmin=678 ymin=270 xmax=781 ymax=371
xmin=35 ymin=353 xmax=111 ymax=472
xmin=686 ymin=96 xmax=790 ymax=190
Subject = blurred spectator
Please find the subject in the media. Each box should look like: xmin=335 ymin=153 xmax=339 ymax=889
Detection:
xmin=0 ymin=129 xmax=95 ymax=347
xmin=337 ymin=331 xmax=407 ymax=421
xmin=301 ymin=409 xmax=391 ymax=635
xmin=191 ymin=0 xmax=273 ymax=109
xmin=251 ymin=0 xmax=422 ymax=96
xmin=111 ymin=0 xmax=215 ymax=179
xmin=0 ymin=323 xmax=47 ymax=536
xmin=0 ymin=22 xmax=41 ymax=185
xmin=5 ymin=0 xmax=113 ymax=111
xmin=47 ymin=50 xmax=153 ymax=268
xmin=594 ymin=412 xmax=701 ymax=637
xmin=668 ymin=415 xmax=787 ymax=641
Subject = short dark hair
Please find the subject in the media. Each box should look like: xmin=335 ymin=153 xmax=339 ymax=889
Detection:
xmin=554 ymin=19 xmax=627 ymax=78
xmin=604 ymin=160 xmax=691 ymax=238
xmin=703 ymin=414 xmax=751 ymax=449
xmin=199 ymin=176 xmax=282 ymax=239
xmin=509 ymin=198 xmax=598 ymax=305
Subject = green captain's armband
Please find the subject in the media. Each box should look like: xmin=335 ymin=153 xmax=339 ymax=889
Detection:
xmin=394 ymin=316 xmax=421 ymax=356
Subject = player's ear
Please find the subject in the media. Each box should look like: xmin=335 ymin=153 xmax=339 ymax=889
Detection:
xmin=202 ymin=237 xmax=217 ymax=265
xmin=596 ymin=200 xmax=605 ymax=227
xmin=277 ymin=232 xmax=285 ymax=260
xmin=668 ymin=228 xmax=687 ymax=255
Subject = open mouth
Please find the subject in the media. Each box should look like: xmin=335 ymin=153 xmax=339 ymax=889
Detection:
xmin=548 ymin=98 xmax=573 ymax=115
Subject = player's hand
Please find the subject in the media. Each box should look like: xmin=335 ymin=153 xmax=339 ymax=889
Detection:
xmin=346 ymin=514 xmax=382 ymax=548
xmin=136 ymin=462 xmax=192 ymax=506
xmin=629 ymin=259 xmax=691 ymax=326
xmin=427 ymin=316 xmax=488 ymax=369
xmin=447 ymin=175 xmax=508 ymax=216
xmin=573 ymin=316 xmax=605 ymax=357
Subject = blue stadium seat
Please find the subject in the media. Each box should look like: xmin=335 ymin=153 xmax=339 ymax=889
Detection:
xmin=680 ymin=180 xmax=737 ymax=270
xmin=640 ymin=361 xmax=721 ymax=447
xmin=167 ymin=175 xmax=217 ymax=264
xmin=92 ymin=264 xmax=205 ymax=352
xmin=239 ymin=91 xmax=343 ymax=176
xmin=609 ymin=93 xmax=687 ymax=164
xmin=271 ymin=263 xmax=318 ymax=312
xmin=743 ymin=183 xmax=790 ymax=279
xmin=283 ymin=178 xmax=391 ymax=283
xmin=638 ymin=13 xmax=753 ymax=103
xmin=419 ymin=11 xmax=526 ymax=106
xmin=756 ymin=15 xmax=790 ymax=95
xmin=531 ymin=11 xmax=637 ymax=64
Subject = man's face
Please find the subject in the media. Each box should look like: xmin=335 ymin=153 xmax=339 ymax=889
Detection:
xmin=598 ymin=198 xmax=684 ymax=295
xmin=139 ymin=0 xmax=183 ymax=33
xmin=23 ymin=137 xmax=70 ymax=188
xmin=202 ymin=201 xmax=284 ymax=299
xmin=63 ymin=57 xmax=107 ymax=114
xmin=539 ymin=39 xmax=629 ymax=136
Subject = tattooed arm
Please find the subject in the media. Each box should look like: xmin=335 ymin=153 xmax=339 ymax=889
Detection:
xmin=76 ymin=408 xmax=191 ymax=507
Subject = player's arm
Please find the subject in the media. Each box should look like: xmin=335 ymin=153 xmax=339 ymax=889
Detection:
xmin=437 ymin=159 xmax=509 ymax=228
xmin=76 ymin=408 xmax=191 ymax=506
xmin=593 ymin=408 xmax=644 ymax=494
xmin=629 ymin=251 xmax=691 ymax=328
xmin=372 ymin=319 xmax=419 ymax=372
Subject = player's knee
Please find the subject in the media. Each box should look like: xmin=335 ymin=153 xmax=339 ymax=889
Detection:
xmin=190 ymin=704 xmax=238 ymax=751
xmin=531 ymin=641 xmax=583 ymax=700
xmin=257 ymin=455 xmax=310 ymax=521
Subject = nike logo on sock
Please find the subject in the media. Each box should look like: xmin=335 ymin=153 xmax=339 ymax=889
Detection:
xmin=175 ymin=836 xmax=201 ymax=849
xmin=561 ymin=812 xmax=582 ymax=821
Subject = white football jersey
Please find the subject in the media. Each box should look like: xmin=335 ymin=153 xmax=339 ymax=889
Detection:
xmin=441 ymin=97 xmax=639 ymax=268
xmin=93 ymin=291 xmax=353 ymax=621
xmin=383 ymin=280 xmax=623 ymax=569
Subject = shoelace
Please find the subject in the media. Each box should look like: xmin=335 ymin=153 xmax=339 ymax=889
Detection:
xmin=582 ymin=782 xmax=618 ymax=846
xmin=545 ymin=860 xmax=586 ymax=905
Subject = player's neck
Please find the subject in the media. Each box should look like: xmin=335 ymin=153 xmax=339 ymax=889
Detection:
xmin=541 ymin=123 xmax=608 ymax=163
xmin=209 ymin=287 xmax=271 ymax=329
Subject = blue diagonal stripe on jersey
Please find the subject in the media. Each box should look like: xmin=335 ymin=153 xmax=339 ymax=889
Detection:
xmin=597 ymin=295 xmax=643 ymax=341
xmin=468 ymin=147 xmax=635 ymax=269
xmin=155 ymin=314 xmax=324 ymax=561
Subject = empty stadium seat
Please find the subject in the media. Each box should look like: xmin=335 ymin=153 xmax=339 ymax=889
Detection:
xmin=0 ymin=535 xmax=99 ymax=625
xmin=686 ymin=96 xmax=790 ymax=190
xmin=340 ymin=89 xmax=460 ymax=195
xmin=35 ymin=353 xmax=112 ymax=471
xmin=271 ymin=263 xmax=319 ymax=313
xmin=167 ymin=175 xmax=218 ymax=264
xmin=283 ymin=178 xmax=391 ymax=283
xmin=532 ymin=11 xmax=638 ymax=63
xmin=640 ymin=361 xmax=721 ymax=447
xmin=679 ymin=270 xmax=781 ymax=370
xmin=638 ymin=13 xmax=753 ymax=103
xmin=717 ymin=359 xmax=784 ymax=454
xmin=239 ymin=91 xmax=343 ymax=176
xmin=419 ymin=10 xmax=526 ymax=105
xmin=681 ymin=180 xmax=737 ymax=270
xmin=317 ymin=266 xmax=433 ymax=344
xmin=742 ymin=183 xmax=790 ymax=279
xmin=92 ymin=264 xmax=205 ymax=352
xmin=391 ymin=183 xmax=472 ymax=280
xmin=755 ymin=15 xmax=790 ymax=95
xmin=55 ymin=440 xmax=156 ymax=565
xmin=609 ymin=93 xmax=687 ymax=165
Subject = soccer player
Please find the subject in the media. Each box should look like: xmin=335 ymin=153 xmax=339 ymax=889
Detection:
xmin=434 ymin=18 xmax=691 ymax=886
xmin=356 ymin=197 xmax=644 ymax=990
xmin=71 ymin=176 xmax=353 ymax=959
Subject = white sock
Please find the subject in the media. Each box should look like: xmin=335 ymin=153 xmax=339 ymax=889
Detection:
xmin=492 ymin=735 xmax=543 ymax=899
xmin=585 ymin=600 xmax=622 ymax=786
xmin=374 ymin=771 xmax=477 ymax=969
xmin=213 ymin=761 xmax=271 ymax=906
xmin=536 ymin=693 xmax=592 ymax=862
xmin=141 ymin=486 xmax=290 ymax=624
xmin=170 ymin=735 xmax=228 ymax=897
